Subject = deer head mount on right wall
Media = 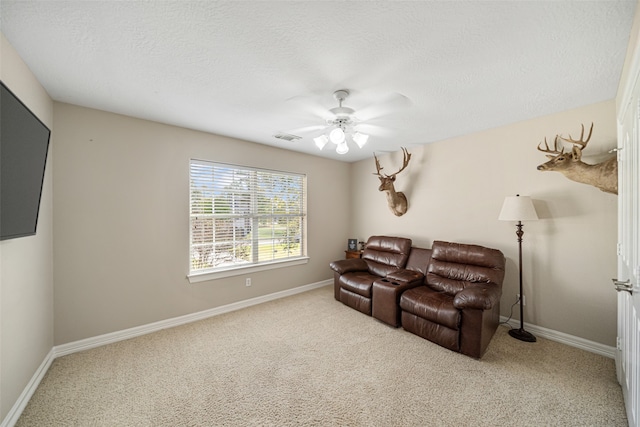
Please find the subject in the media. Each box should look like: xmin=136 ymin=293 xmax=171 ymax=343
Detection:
xmin=536 ymin=123 xmax=618 ymax=195
xmin=373 ymin=147 xmax=411 ymax=216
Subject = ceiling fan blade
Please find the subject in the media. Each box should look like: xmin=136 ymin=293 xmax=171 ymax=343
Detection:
xmin=305 ymin=128 xmax=328 ymax=139
xmin=286 ymin=124 xmax=327 ymax=135
xmin=284 ymin=94 xmax=334 ymax=121
xmin=354 ymin=123 xmax=395 ymax=137
xmin=355 ymin=92 xmax=412 ymax=122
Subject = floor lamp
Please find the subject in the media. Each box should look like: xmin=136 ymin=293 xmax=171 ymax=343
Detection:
xmin=499 ymin=194 xmax=539 ymax=342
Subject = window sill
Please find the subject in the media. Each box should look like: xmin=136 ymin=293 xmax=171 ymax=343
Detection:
xmin=187 ymin=257 xmax=310 ymax=283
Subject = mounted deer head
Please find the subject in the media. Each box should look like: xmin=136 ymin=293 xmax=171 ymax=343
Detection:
xmin=537 ymin=123 xmax=617 ymax=195
xmin=373 ymin=147 xmax=411 ymax=216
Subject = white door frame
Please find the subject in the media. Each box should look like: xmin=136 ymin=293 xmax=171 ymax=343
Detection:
xmin=616 ymin=29 xmax=640 ymax=427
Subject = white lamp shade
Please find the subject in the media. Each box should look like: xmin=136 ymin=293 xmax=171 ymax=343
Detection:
xmin=329 ymin=127 xmax=346 ymax=144
xmin=499 ymin=195 xmax=539 ymax=221
xmin=313 ymin=135 xmax=328 ymax=150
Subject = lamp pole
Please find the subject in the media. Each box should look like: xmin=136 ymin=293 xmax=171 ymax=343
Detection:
xmin=509 ymin=220 xmax=536 ymax=342
xmin=499 ymin=194 xmax=538 ymax=342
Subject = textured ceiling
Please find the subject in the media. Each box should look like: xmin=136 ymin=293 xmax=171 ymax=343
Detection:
xmin=1 ymin=1 xmax=636 ymax=162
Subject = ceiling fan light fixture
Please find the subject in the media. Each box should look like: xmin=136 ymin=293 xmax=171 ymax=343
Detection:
xmin=313 ymin=135 xmax=328 ymax=150
xmin=301 ymin=89 xmax=384 ymax=155
xmin=336 ymin=141 xmax=349 ymax=154
xmin=329 ymin=127 xmax=345 ymax=144
xmin=352 ymin=132 xmax=369 ymax=148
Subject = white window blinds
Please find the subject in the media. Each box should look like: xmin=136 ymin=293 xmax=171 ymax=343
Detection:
xmin=189 ymin=160 xmax=306 ymax=275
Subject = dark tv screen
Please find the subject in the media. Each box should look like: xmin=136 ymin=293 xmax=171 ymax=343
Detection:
xmin=1 ymin=81 xmax=51 ymax=240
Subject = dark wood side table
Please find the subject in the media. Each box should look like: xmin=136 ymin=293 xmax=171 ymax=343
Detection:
xmin=345 ymin=250 xmax=363 ymax=259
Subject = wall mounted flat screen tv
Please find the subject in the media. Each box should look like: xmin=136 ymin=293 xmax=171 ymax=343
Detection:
xmin=1 ymin=81 xmax=51 ymax=240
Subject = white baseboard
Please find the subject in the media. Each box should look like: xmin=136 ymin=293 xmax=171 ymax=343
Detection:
xmin=1 ymin=348 xmax=54 ymax=427
xmin=500 ymin=317 xmax=617 ymax=359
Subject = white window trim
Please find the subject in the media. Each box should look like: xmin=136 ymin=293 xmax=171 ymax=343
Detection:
xmin=187 ymin=256 xmax=309 ymax=283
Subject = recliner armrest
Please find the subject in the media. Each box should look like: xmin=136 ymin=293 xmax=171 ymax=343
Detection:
xmin=385 ymin=269 xmax=424 ymax=285
xmin=329 ymin=258 xmax=369 ymax=275
xmin=453 ymin=285 xmax=501 ymax=310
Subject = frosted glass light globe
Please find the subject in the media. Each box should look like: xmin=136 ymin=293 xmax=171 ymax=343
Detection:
xmin=336 ymin=142 xmax=349 ymax=154
xmin=329 ymin=127 xmax=346 ymax=144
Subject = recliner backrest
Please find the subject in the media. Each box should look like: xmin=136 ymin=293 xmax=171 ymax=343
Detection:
xmin=362 ymin=235 xmax=412 ymax=277
xmin=426 ymin=240 xmax=505 ymax=296
xmin=405 ymin=247 xmax=432 ymax=276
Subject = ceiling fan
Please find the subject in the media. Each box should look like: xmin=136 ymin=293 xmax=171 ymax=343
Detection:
xmin=284 ymin=89 xmax=410 ymax=155
xmin=311 ymin=89 xmax=368 ymax=154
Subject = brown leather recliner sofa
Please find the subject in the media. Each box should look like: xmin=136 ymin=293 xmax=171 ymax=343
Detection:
xmin=329 ymin=235 xmax=506 ymax=359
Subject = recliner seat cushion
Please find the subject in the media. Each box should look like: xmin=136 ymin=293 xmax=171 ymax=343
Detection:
xmin=338 ymin=272 xmax=380 ymax=298
xmin=399 ymin=287 xmax=460 ymax=330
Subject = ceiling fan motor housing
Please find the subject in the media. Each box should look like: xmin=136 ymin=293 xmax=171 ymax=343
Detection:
xmin=329 ymin=106 xmax=355 ymax=118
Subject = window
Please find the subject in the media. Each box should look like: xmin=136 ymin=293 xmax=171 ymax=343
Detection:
xmin=189 ymin=160 xmax=306 ymax=280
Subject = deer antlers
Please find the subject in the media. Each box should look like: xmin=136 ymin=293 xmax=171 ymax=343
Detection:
xmin=373 ymin=147 xmax=411 ymax=178
xmin=558 ymin=122 xmax=593 ymax=150
xmin=537 ymin=136 xmax=565 ymax=156
xmin=537 ymin=122 xmax=594 ymax=156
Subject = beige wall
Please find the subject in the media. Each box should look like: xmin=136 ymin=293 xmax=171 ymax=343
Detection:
xmin=350 ymin=101 xmax=618 ymax=346
xmin=52 ymin=103 xmax=350 ymax=344
xmin=0 ymin=34 xmax=54 ymax=420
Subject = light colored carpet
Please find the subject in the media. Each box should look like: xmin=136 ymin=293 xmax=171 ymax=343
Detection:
xmin=17 ymin=285 xmax=626 ymax=426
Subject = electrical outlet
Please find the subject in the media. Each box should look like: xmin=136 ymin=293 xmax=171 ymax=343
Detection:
xmin=245 ymin=278 xmax=251 ymax=287
xmin=517 ymin=294 xmax=526 ymax=306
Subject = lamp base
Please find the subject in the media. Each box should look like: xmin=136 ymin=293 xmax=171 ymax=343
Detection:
xmin=508 ymin=328 xmax=537 ymax=342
